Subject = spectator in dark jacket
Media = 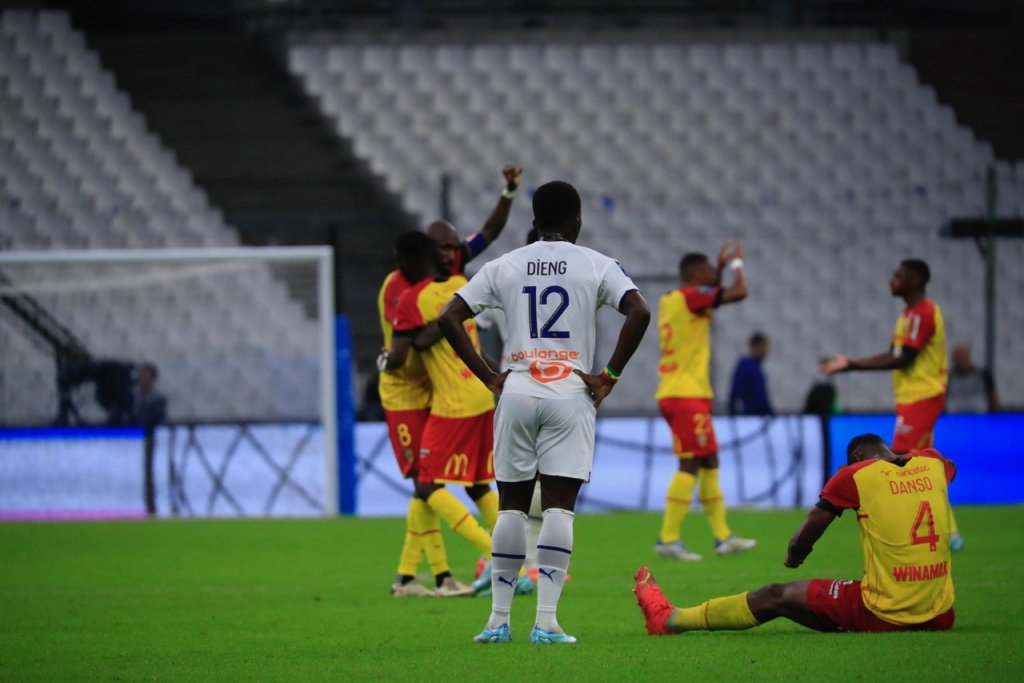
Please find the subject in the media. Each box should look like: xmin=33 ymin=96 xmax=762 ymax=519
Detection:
xmin=729 ymin=332 xmax=773 ymax=416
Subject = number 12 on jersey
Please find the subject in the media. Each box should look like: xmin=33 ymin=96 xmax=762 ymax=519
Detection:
xmin=523 ymin=286 xmax=570 ymax=339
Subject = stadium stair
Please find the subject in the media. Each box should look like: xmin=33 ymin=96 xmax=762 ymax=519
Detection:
xmin=77 ymin=19 xmax=417 ymax=370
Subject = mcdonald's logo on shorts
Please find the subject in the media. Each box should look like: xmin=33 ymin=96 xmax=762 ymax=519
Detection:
xmin=529 ymin=360 xmax=572 ymax=383
xmin=444 ymin=453 xmax=469 ymax=478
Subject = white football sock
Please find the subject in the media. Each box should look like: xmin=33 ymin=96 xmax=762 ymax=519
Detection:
xmin=535 ymin=507 xmax=574 ymax=633
xmin=525 ymin=481 xmax=542 ymax=570
xmin=487 ymin=509 xmax=528 ymax=629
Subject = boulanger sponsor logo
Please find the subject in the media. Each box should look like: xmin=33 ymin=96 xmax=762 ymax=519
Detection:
xmin=504 ymin=348 xmax=580 ymax=363
xmin=529 ymin=360 xmax=572 ymax=383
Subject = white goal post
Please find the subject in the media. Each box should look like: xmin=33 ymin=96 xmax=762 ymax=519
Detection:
xmin=0 ymin=246 xmax=339 ymax=516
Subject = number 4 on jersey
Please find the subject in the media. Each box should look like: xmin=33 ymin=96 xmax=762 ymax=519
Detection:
xmin=910 ymin=500 xmax=940 ymax=552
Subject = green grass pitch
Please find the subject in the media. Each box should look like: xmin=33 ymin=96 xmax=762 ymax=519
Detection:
xmin=2 ymin=506 xmax=1023 ymax=681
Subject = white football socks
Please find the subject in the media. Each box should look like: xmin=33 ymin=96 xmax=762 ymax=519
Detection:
xmin=525 ymin=481 xmax=543 ymax=570
xmin=486 ymin=509 xmax=528 ymax=629
xmin=535 ymin=507 xmax=574 ymax=633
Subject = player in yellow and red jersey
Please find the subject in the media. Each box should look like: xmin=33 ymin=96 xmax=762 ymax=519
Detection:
xmin=426 ymin=164 xmax=523 ymax=278
xmin=377 ymin=167 xmax=521 ymax=597
xmin=634 ymin=433 xmax=956 ymax=635
xmin=383 ymin=233 xmax=497 ymax=577
xmin=653 ymin=240 xmax=756 ymax=561
xmin=378 ymin=232 xmax=456 ymax=597
xmin=820 ymin=259 xmax=959 ymax=549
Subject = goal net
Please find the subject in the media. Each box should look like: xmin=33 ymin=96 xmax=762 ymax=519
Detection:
xmin=0 ymin=247 xmax=339 ymax=517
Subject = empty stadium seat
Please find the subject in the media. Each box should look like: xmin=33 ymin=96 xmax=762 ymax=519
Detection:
xmin=287 ymin=36 xmax=1024 ymax=412
xmin=1 ymin=11 xmax=320 ymax=424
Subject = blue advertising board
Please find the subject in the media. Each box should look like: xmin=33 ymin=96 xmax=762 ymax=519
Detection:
xmin=828 ymin=414 xmax=1024 ymax=505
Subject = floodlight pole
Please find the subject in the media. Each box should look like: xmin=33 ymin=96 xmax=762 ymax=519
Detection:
xmin=943 ymin=170 xmax=1024 ymax=382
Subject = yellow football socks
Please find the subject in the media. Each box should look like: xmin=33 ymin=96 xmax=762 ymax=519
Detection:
xmin=699 ymin=468 xmax=732 ymax=542
xmin=397 ymin=497 xmax=424 ymax=577
xmin=410 ymin=497 xmax=449 ymax=576
xmin=669 ymin=592 xmax=760 ymax=632
xmin=475 ymin=489 xmax=499 ymax=531
xmin=659 ymin=471 xmax=697 ymax=544
xmin=427 ymin=488 xmax=492 ymax=557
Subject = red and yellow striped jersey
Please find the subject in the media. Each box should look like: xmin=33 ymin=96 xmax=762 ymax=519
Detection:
xmin=820 ymin=448 xmax=956 ymax=624
xmin=393 ymin=275 xmax=494 ymax=418
xmin=891 ymin=299 xmax=947 ymax=405
xmin=655 ymin=286 xmax=720 ymax=400
xmin=377 ymin=270 xmax=431 ymax=411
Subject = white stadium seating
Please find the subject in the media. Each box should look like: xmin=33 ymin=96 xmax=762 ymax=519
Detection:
xmin=2 ymin=11 xmax=1020 ymax=422
xmin=288 ymin=36 xmax=1024 ymax=413
xmin=0 ymin=11 xmax=319 ymax=424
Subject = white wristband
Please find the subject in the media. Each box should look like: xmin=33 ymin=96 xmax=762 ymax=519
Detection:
xmin=729 ymin=257 xmax=744 ymax=271
xmin=501 ymin=187 xmax=517 ymax=199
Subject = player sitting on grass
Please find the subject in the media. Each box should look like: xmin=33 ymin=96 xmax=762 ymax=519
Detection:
xmin=635 ymin=433 xmax=956 ymax=634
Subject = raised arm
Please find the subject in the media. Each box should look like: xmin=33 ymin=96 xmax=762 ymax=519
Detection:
xmin=469 ymin=165 xmax=522 ymax=260
xmin=574 ymin=290 xmax=651 ymax=408
xmin=438 ymin=295 xmax=507 ymax=394
xmin=784 ymin=505 xmax=837 ymax=568
xmin=718 ymin=239 xmax=747 ymax=305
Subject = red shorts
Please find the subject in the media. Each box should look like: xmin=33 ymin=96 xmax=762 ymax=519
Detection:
xmin=658 ymin=398 xmax=718 ymax=458
xmin=806 ymin=579 xmax=954 ymax=632
xmin=893 ymin=394 xmax=945 ymax=453
xmin=384 ymin=408 xmax=430 ymax=478
xmin=417 ymin=410 xmax=495 ymax=485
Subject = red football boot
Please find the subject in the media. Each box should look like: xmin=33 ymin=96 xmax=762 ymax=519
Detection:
xmin=633 ymin=566 xmax=675 ymax=635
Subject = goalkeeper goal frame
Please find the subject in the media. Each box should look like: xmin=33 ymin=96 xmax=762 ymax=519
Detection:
xmin=0 ymin=246 xmax=340 ymax=516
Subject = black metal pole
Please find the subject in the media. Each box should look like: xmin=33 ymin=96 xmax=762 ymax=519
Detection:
xmin=984 ymin=166 xmax=998 ymax=377
xmin=440 ymin=173 xmax=452 ymax=223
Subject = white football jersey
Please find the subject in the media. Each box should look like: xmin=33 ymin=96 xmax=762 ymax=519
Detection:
xmin=456 ymin=239 xmax=638 ymax=398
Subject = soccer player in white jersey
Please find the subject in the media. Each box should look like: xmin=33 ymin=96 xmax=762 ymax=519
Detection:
xmin=438 ymin=181 xmax=651 ymax=644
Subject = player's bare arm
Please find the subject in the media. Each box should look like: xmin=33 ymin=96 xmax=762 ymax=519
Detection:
xmin=719 ymin=239 xmax=748 ymax=305
xmin=573 ymin=290 xmax=651 ymax=408
xmin=437 ymin=294 xmax=510 ymax=394
xmin=411 ymin=321 xmax=443 ymax=351
xmin=714 ymin=239 xmax=736 ymax=286
xmin=820 ymin=347 xmax=918 ymax=375
xmin=382 ymin=334 xmax=414 ymax=370
xmin=475 ymin=165 xmax=523 ymax=247
xmin=784 ymin=505 xmax=837 ymax=568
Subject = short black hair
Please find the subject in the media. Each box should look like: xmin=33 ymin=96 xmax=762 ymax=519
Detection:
xmin=901 ymin=258 xmax=930 ymax=286
xmin=846 ymin=433 xmax=886 ymax=464
xmin=395 ymin=230 xmax=434 ymax=261
xmin=750 ymin=332 xmax=767 ymax=347
xmin=679 ymin=252 xmax=708 ymax=279
xmin=532 ymin=181 xmax=581 ymax=231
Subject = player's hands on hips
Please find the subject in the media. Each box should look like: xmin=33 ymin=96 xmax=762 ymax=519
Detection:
xmin=573 ymin=370 xmax=615 ymax=408
xmin=819 ymin=355 xmax=849 ymax=375
xmin=485 ymin=369 xmax=511 ymax=396
xmin=502 ymin=165 xmax=522 ymax=191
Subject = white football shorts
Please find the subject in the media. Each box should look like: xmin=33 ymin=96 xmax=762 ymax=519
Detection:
xmin=493 ymin=392 xmax=597 ymax=483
